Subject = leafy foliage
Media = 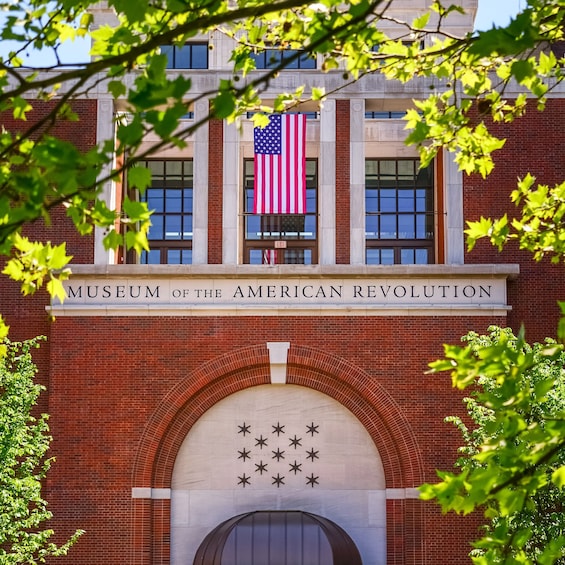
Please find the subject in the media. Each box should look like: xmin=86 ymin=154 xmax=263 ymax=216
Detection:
xmin=0 ymin=337 xmax=83 ymax=562
xmin=466 ymin=175 xmax=565 ymax=263
xmin=422 ymin=327 xmax=565 ymax=564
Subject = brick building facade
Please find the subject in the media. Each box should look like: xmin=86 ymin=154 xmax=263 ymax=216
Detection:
xmin=1 ymin=1 xmax=564 ymax=563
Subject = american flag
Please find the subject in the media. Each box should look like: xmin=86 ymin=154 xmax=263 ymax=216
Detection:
xmin=253 ymin=114 xmax=307 ymax=214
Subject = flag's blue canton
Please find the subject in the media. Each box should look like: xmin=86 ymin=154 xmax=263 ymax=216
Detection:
xmin=254 ymin=115 xmax=282 ymax=155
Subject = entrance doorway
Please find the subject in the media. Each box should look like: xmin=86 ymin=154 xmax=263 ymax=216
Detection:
xmin=193 ymin=510 xmax=362 ymax=565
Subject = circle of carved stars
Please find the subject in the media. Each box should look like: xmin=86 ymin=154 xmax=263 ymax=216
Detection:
xmin=237 ymin=421 xmax=320 ymax=489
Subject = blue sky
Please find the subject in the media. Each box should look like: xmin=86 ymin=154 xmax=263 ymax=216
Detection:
xmin=2 ymin=0 xmax=524 ymax=66
xmin=474 ymin=0 xmax=524 ymax=30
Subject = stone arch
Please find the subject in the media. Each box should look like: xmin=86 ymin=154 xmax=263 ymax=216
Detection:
xmin=130 ymin=343 xmax=425 ymax=564
xmin=132 ymin=344 xmax=422 ymax=489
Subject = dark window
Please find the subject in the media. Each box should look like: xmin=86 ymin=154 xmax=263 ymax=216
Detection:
xmin=365 ymin=159 xmax=434 ymax=264
xmin=132 ymin=160 xmax=193 ymax=264
xmin=247 ymin=111 xmax=318 ymax=120
xmin=371 ymin=39 xmax=425 ymax=52
xmin=365 ymin=111 xmax=408 ymax=119
xmin=244 ymin=159 xmax=317 ymax=264
xmin=251 ymin=48 xmax=316 ymax=69
xmin=161 ymin=43 xmax=208 ymax=69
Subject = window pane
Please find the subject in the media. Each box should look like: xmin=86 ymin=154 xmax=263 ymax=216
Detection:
xmin=366 ymin=189 xmax=378 ymax=213
xmin=398 ymin=214 xmax=415 ymax=239
xmin=379 ymin=161 xmax=396 ymax=180
xmin=416 ymin=166 xmax=433 ymax=186
xmin=184 ymin=189 xmax=193 ymax=210
xmin=302 ymin=216 xmax=316 ymax=239
xmin=380 ymin=216 xmax=396 ymax=239
xmin=299 ymin=52 xmax=316 ymax=68
xmin=147 ymin=160 xmax=165 ymax=177
xmin=250 ymin=52 xmax=264 ymax=68
xmin=401 ymin=249 xmax=415 ymax=264
xmin=165 ymin=215 xmax=182 ymax=240
xmin=191 ymin=44 xmax=208 ymax=69
xmin=416 ymin=214 xmax=428 ymax=238
xmin=141 ymin=249 xmax=161 ymax=264
xmin=265 ymin=49 xmax=280 ymax=68
xmin=284 ymin=249 xmax=305 ymax=264
xmin=167 ymin=249 xmax=182 ymax=264
xmin=166 ymin=161 xmax=183 ymax=180
xmin=415 ymin=249 xmax=429 ymax=264
xmin=161 ymin=45 xmax=174 ymax=69
xmin=148 ymin=215 xmax=163 ymax=239
xmin=249 ymin=250 xmax=264 ymax=265
xmin=246 ymin=216 xmax=261 ymax=239
xmin=175 ymin=45 xmax=192 ymax=69
xmin=416 ymin=189 xmax=427 ymax=212
xmin=146 ymin=189 xmax=164 ymax=212
xmin=398 ymin=189 xmax=414 ymax=212
xmin=365 ymin=216 xmax=378 ymax=238
xmin=165 ymin=189 xmax=182 ymax=213
xmin=397 ymin=160 xmax=415 ymax=179
xmin=306 ymin=189 xmax=316 ymax=213
xmin=366 ymin=249 xmax=380 ymax=264
xmin=283 ymin=51 xmax=299 ymax=69
xmin=379 ymin=189 xmax=396 ymax=212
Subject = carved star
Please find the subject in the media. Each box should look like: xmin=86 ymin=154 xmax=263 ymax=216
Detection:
xmin=255 ymin=461 xmax=268 ymax=474
xmin=272 ymin=473 xmax=285 ymax=487
xmin=255 ymin=435 xmax=268 ymax=449
xmin=238 ymin=422 xmax=251 ymax=436
xmin=289 ymin=461 xmax=302 ymax=474
xmin=238 ymin=474 xmax=251 ymax=487
xmin=306 ymin=448 xmax=319 ymax=461
xmin=306 ymin=422 xmax=319 ymax=436
xmin=289 ymin=435 xmax=302 ymax=449
xmin=306 ymin=473 xmax=319 ymax=488
xmin=272 ymin=422 xmax=285 ymax=436
xmin=238 ymin=448 xmax=251 ymax=461
xmin=272 ymin=448 xmax=285 ymax=461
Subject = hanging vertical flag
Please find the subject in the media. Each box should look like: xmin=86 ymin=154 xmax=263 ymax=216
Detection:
xmin=253 ymin=113 xmax=307 ymax=214
xmin=263 ymin=249 xmax=277 ymax=265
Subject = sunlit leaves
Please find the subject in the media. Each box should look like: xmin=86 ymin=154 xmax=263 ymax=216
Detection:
xmin=466 ymin=176 xmax=565 ymax=263
xmin=425 ymin=327 xmax=565 ymax=564
xmin=2 ymin=235 xmax=72 ymax=301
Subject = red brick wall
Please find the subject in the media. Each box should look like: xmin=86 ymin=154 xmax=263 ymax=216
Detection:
xmin=0 ymin=99 xmax=97 ymax=263
xmin=208 ymin=115 xmax=224 ymax=263
xmin=463 ymin=98 xmax=565 ymax=341
xmin=336 ymin=100 xmax=351 ymax=263
xmin=43 ymin=313 xmax=503 ymax=564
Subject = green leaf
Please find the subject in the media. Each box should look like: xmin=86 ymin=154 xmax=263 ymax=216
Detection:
xmin=127 ymin=166 xmax=152 ymax=192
